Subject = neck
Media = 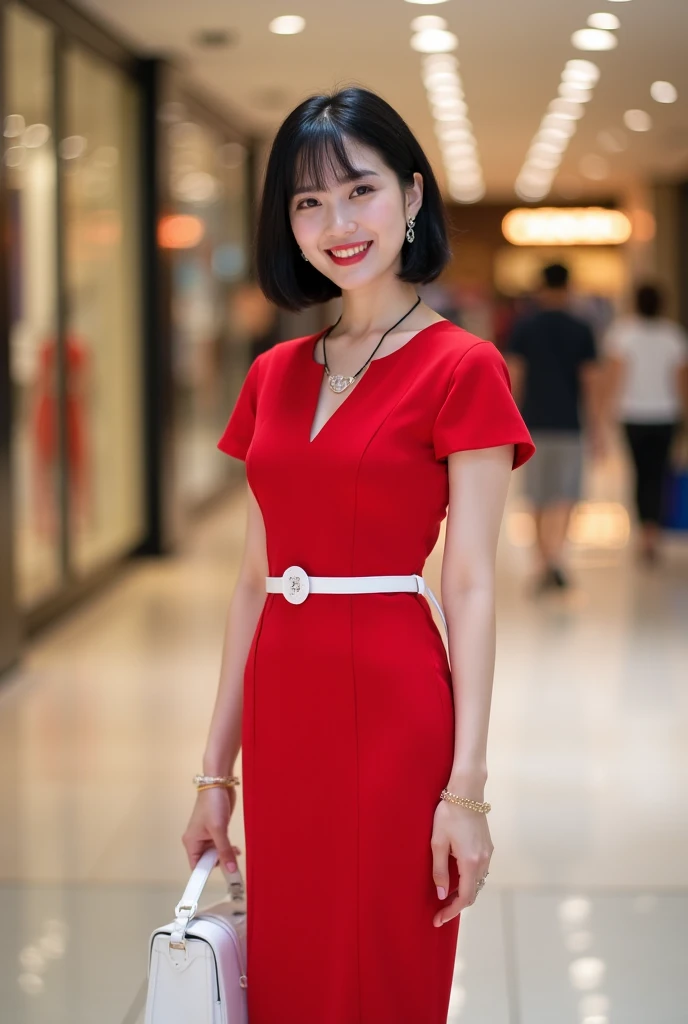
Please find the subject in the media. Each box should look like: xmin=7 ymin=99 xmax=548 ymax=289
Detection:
xmin=540 ymin=289 xmax=569 ymax=310
xmin=333 ymin=272 xmax=421 ymax=339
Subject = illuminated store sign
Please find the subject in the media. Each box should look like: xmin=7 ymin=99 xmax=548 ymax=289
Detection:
xmin=502 ymin=207 xmax=632 ymax=246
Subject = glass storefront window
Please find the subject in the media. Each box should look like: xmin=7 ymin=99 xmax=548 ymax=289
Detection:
xmin=162 ymin=106 xmax=261 ymax=510
xmin=62 ymin=46 xmax=144 ymax=574
xmin=5 ymin=3 xmax=61 ymax=607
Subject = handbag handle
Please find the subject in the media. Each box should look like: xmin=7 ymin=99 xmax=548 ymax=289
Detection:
xmin=174 ymin=847 xmax=246 ymax=926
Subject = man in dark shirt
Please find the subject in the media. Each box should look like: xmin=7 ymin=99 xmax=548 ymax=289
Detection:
xmin=506 ymin=263 xmax=604 ymax=591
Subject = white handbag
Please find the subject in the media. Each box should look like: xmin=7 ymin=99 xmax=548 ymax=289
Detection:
xmin=144 ymin=847 xmax=248 ymax=1024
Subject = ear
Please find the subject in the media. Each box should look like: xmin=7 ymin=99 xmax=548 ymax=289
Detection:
xmin=405 ymin=172 xmax=424 ymax=220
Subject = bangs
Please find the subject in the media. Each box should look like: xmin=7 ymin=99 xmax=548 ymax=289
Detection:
xmin=289 ymin=122 xmax=362 ymax=197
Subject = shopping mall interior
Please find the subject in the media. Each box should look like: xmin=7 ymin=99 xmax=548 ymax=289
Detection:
xmin=0 ymin=1 xmax=687 ymax=1021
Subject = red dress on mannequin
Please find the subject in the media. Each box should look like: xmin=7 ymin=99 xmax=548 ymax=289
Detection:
xmin=218 ymin=320 xmax=535 ymax=1024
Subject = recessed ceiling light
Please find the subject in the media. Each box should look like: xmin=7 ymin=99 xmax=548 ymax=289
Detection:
xmin=405 ymin=0 xmax=450 ymax=4
xmin=624 ymin=109 xmax=652 ymax=131
xmin=269 ymin=15 xmax=305 ymax=35
xmin=572 ymin=28 xmax=618 ymax=51
xmin=607 ymin=0 xmax=632 ymax=3
xmin=579 ymin=154 xmax=609 ymax=180
xmin=597 ymin=128 xmax=628 ymax=152
xmin=587 ymin=13 xmax=620 ymax=30
xmin=559 ymin=83 xmax=593 ymax=102
xmin=549 ymin=98 xmax=586 ymax=120
xmin=564 ymin=60 xmax=600 ymax=84
xmin=410 ymin=28 xmax=458 ymax=52
xmin=650 ymin=81 xmax=677 ymax=104
xmin=411 ymin=15 xmax=447 ymax=31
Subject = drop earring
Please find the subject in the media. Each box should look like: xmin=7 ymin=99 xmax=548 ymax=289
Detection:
xmin=406 ymin=216 xmax=416 ymax=244
xmin=300 ymin=250 xmax=309 ymax=262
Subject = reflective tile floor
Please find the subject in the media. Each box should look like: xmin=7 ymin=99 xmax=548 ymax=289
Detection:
xmin=1 ymin=440 xmax=687 ymax=1023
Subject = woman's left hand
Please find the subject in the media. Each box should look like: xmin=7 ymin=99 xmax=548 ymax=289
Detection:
xmin=430 ymin=800 xmax=493 ymax=927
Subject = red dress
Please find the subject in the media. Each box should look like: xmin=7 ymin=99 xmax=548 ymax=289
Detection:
xmin=217 ymin=321 xmax=535 ymax=1024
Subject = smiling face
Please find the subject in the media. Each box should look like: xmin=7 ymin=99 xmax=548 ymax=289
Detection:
xmin=288 ymin=137 xmax=423 ymax=289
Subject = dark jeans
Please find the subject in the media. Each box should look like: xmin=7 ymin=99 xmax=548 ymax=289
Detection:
xmin=623 ymin=421 xmax=679 ymax=524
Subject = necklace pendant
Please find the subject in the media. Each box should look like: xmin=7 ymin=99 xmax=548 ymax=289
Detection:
xmin=328 ymin=374 xmax=355 ymax=394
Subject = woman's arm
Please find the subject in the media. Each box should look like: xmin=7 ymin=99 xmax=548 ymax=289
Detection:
xmin=202 ymin=484 xmax=268 ymax=776
xmin=442 ymin=443 xmax=513 ymax=791
xmin=431 ymin=442 xmax=514 ymax=926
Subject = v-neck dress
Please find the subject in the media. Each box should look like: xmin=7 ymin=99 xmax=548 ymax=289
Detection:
xmin=217 ymin=320 xmax=535 ymax=1024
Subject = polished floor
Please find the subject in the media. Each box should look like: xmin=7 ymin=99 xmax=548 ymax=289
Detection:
xmin=1 ymin=435 xmax=687 ymax=1023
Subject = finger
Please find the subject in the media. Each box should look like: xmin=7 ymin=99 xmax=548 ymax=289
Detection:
xmin=208 ymin=827 xmax=238 ymax=872
xmin=455 ymin=855 xmax=481 ymax=912
xmin=434 ymin=892 xmax=462 ymax=927
xmin=430 ymin=835 xmax=451 ymax=900
xmin=183 ymin=837 xmax=212 ymax=871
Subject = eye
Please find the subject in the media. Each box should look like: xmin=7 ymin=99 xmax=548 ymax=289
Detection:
xmin=295 ymin=197 xmax=319 ymax=211
xmin=352 ymin=184 xmax=373 ymax=197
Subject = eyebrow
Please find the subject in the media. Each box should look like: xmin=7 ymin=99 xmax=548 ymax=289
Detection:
xmin=292 ymin=169 xmax=380 ymax=197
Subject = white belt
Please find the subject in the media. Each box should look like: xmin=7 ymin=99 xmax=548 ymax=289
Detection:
xmin=265 ymin=565 xmax=448 ymax=642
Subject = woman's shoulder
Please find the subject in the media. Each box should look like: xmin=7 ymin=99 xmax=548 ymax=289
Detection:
xmin=421 ymin=320 xmax=506 ymax=374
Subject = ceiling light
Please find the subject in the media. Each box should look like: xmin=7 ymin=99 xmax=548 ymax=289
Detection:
xmin=541 ymin=116 xmax=577 ymax=137
xmin=579 ymin=154 xmax=609 ymax=180
xmin=503 ymin=208 xmax=632 ymax=245
xmin=559 ymin=83 xmax=593 ymax=102
xmin=410 ymin=28 xmax=458 ymax=52
xmin=597 ymin=128 xmax=628 ymax=152
xmin=587 ymin=13 xmax=620 ymax=30
xmin=268 ymin=15 xmax=305 ymax=35
xmin=411 ymin=15 xmax=447 ymax=31
xmin=59 ymin=135 xmax=87 ymax=159
xmin=422 ymin=53 xmax=458 ymax=70
xmin=572 ymin=28 xmax=618 ymax=51
xmin=650 ymin=81 xmax=677 ymax=104
xmin=549 ymin=98 xmax=585 ymax=120
xmin=564 ymin=59 xmax=601 ymax=84
xmin=624 ymin=109 xmax=652 ymax=131
xmin=22 ymin=123 xmax=51 ymax=148
xmin=405 ymin=0 xmax=450 ymax=4
xmin=4 ymin=114 xmax=26 ymax=138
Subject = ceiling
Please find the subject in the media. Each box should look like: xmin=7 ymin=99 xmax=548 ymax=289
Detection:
xmin=74 ymin=0 xmax=688 ymax=203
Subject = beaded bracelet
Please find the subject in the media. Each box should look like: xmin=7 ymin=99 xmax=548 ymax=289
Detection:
xmin=193 ymin=774 xmax=241 ymax=789
xmin=440 ymin=788 xmax=491 ymax=814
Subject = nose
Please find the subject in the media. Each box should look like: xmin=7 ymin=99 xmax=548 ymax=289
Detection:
xmin=323 ymin=199 xmax=357 ymax=242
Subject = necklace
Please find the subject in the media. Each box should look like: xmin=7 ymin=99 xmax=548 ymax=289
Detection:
xmin=321 ymin=295 xmax=422 ymax=393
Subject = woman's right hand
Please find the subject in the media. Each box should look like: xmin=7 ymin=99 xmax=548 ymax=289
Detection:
xmin=182 ymin=785 xmax=241 ymax=873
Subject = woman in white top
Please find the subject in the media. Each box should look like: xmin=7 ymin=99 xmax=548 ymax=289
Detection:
xmin=605 ymin=284 xmax=688 ymax=562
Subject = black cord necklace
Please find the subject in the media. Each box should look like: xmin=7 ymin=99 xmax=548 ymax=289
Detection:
xmin=321 ymin=295 xmax=422 ymax=394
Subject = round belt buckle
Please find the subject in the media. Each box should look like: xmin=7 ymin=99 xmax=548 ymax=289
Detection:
xmin=282 ymin=565 xmax=309 ymax=605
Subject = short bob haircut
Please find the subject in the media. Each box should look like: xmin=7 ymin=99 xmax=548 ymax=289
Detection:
xmin=256 ymin=87 xmax=452 ymax=311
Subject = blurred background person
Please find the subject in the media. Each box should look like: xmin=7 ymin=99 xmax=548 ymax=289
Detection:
xmin=604 ymin=283 xmax=688 ymax=563
xmin=506 ymin=263 xmax=605 ymax=591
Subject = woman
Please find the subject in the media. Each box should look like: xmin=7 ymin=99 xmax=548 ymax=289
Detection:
xmin=605 ymin=284 xmax=688 ymax=562
xmin=182 ymin=87 xmax=535 ymax=1024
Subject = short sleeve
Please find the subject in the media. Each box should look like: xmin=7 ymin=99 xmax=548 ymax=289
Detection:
xmin=507 ymin=317 xmax=530 ymax=358
xmin=217 ymin=354 xmax=262 ymax=461
xmin=432 ymin=342 xmax=536 ymax=470
xmin=603 ymin=323 xmax=629 ymax=359
xmin=579 ymin=323 xmax=598 ymax=364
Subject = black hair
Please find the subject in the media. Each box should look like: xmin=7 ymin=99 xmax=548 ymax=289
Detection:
xmin=255 ymin=87 xmax=452 ymax=311
xmin=542 ymin=263 xmax=569 ymax=290
xmin=635 ymin=283 xmax=662 ymax=318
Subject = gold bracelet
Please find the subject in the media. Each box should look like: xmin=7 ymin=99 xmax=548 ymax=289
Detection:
xmin=193 ymin=774 xmax=241 ymax=788
xmin=196 ymin=782 xmax=237 ymax=792
xmin=440 ymin=788 xmax=491 ymax=814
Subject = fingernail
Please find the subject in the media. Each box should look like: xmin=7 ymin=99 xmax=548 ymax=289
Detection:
xmin=434 ymin=918 xmax=443 ymax=927
xmin=437 ymin=886 xmax=446 ymax=900
xmin=225 ymin=861 xmax=237 ymax=873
